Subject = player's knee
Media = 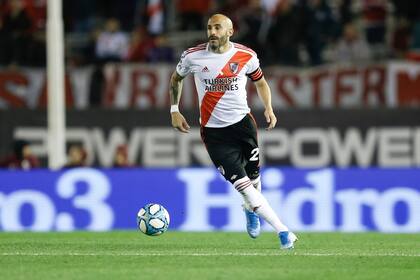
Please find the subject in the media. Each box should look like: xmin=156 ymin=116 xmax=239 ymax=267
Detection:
xmin=247 ymin=167 xmax=260 ymax=180
xmin=217 ymin=165 xmax=247 ymax=184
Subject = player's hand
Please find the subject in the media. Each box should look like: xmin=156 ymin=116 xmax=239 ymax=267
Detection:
xmin=171 ymin=112 xmax=190 ymax=133
xmin=264 ymin=108 xmax=277 ymax=130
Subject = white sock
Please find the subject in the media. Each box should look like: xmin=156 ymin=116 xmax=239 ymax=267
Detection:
xmin=234 ymin=177 xmax=254 ymax=211
xmin=234 ymin=177 xmax=288 ymax=233
xmin=254 ymin=195 xmax=289 ymax=233
xmin=241 ymin=176 xmax=261 ymax=210
xmin=251 ymin=175 xmax=262 ymax=192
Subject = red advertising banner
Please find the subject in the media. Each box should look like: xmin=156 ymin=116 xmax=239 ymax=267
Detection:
xmin=387 ymin=62 xmax=420 ymax=107
xmin=0 ymin=62 xmax=419 ymax=109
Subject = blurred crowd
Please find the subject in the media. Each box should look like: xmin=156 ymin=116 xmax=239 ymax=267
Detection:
xmin=0 ymin=140 xmax=133 ymax=169
xmin=0 ymin=0 xmax=420 ymax=68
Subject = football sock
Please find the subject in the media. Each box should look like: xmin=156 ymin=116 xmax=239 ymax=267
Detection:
xmin=254 ymin=194 xmax=289 ymax=233
xmin=234 ymin=176 xmax=288 ymax=233
xmin=250 ymin=175 xmax=262 ymax=192
xmin=241 ymin=175 xmax=261 ymax=210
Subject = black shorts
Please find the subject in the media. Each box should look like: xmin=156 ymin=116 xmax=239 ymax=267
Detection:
xmin=200 ymin=114 xmax=260 ymax=184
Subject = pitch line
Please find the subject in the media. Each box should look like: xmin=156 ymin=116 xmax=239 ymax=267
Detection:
xmin=1 ymin=252 xmax=420 ymax=257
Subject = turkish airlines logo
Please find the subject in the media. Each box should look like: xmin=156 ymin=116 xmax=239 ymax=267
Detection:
xmin=229 ymin=62 xmax=239 ymax=74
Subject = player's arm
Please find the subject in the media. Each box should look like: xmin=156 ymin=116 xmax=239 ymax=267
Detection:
xmin=169 ymin=71 xmax=190 ymax=133
xmin=254 ymin=77 xmax=277 ymax=130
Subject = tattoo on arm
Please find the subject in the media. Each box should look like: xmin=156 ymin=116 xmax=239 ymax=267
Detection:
xmin=170 ymin=72 xmax=184 ymax=105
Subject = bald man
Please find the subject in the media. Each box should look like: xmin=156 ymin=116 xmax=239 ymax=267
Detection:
xmin=169 ymin=14 xmax=297 ymax=249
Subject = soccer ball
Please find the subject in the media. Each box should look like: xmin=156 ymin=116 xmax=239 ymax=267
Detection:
xmin=137 ymin=203 xmax=170 ymax=236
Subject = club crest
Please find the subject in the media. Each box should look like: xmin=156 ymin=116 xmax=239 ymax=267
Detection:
xmin=229 ymin=62 xmax=239 ymax=74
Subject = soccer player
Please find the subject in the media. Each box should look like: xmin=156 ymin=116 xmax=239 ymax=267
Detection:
xmin=169 ymin=14 xmax=297 ymax=249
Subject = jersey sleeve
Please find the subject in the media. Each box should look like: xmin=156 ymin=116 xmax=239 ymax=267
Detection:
xmin=176 ymin=51 xmax=192 ymax=77
xmin=246 ymin=55 xmax=263 ymax=82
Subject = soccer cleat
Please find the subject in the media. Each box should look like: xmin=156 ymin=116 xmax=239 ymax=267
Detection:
xmin=244 ymin=208 xmax=260 ymax=238
xmin=279 ymin=231 xmax=298 ymax=250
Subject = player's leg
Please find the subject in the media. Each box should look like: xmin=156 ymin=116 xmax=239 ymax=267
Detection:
xmin=242 ymin=113 xmax=262 ymax=192
xmin=233 ymin=176 xmax=287 ymax=232
xmin=207 ymin=148 xmax=297 ymax=248
xmin=239 ymin=114 xmax=264 ymax=238
xmin=201 ymin=122 xmax=297 ymax=248
xmin=242 ymin=166 xmax=262 ymax=237
xmin=242 ymin=140 xmax=262 ymax=238
xmin=240 ymin=114 xmax=297 ymax=248
xmin=201 ymin=124 xmax=260 ymax=238
xmin=234 ymin=176 xmax=297 ymax=249
xmin=210 ymin=151 xmax=293 ymax=246
xmin=205 ymin=151 xmax=261 ymax=239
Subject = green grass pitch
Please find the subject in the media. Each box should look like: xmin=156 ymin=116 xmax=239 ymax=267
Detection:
xmin=1 ymin=231 xmax=419 ymax=280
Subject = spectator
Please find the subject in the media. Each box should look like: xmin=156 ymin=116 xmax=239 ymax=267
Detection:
xmin=361 ymin=0 xmax=388 ymax=45
xmin=0 ymin=12 xmax=7 ymax=65
xmin=90 ymin=18 xmax=128 ymax=106
xmin=214 ymin=0 xmax=248 ymax=27
xmin=25 ymin=0 xmax=46 ymax=31
xmin=410 ymin=21 xmax=420 ymax=50
xmin=125 ymin=27 xmax=154 ymax=62
xmin=0 ymin=139 xmax=40 ymax=169
xmin=147 ymin=34 xmax=174 ymax=63
xmin=405 ymin=20 xmax=420 ymax=62
xmin=175 ymin=0 xmax=212 ymax=30
xmin=391 ymin=17 xmax=411 ymax=58
xmin=391 ymin=0 xmax=420 ymax=22
xmin=63 ymin=144 xmax=87 ymax=168
xmin=333 ymin=22 xmax=371 ymax=63
xmin=260 ymin=0 xmax=282 ymax=16
xmin=92 ymin=0 xmax=137 ymax=31
xmin=95 ymin=18 xmax=129 ymax=63
xmin=63 ymin=0 xmax=98 ymax=33
xmin=146 ymin=0 xmax=165 ymax=35
xmin=267 ymin=0 xmax=304 ymax=66
xmin=1 ymin=0 xmax=33 ymax=66
xmin=303 ymin=0 xmax=338 ymax=66
xmin=236 ymin=0 xmax=266 ymax=60
xmin=338 ymin=0 xmax=354 ymax=26
xmin=87 ymin=28 xmax=105 ymax=106
xmin=112 ymin=144 xmax=133 ymax=168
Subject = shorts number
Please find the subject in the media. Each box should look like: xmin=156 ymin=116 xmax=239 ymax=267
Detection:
xmin=250 ymin=148 xmax=259 ymax=161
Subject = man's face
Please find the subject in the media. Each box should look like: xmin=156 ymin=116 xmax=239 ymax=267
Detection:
xmin=207 ymin=17 xmax=231 ymax=50
xmin=22 ymin=145 xmax=32 ymax=158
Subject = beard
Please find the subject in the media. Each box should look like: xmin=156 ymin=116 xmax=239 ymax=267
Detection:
xmin=208 ymin=34 xmax=229 ymax=52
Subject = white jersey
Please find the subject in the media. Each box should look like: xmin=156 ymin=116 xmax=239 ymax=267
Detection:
xmin=176 ymin=42 xmax=264 ymax=127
